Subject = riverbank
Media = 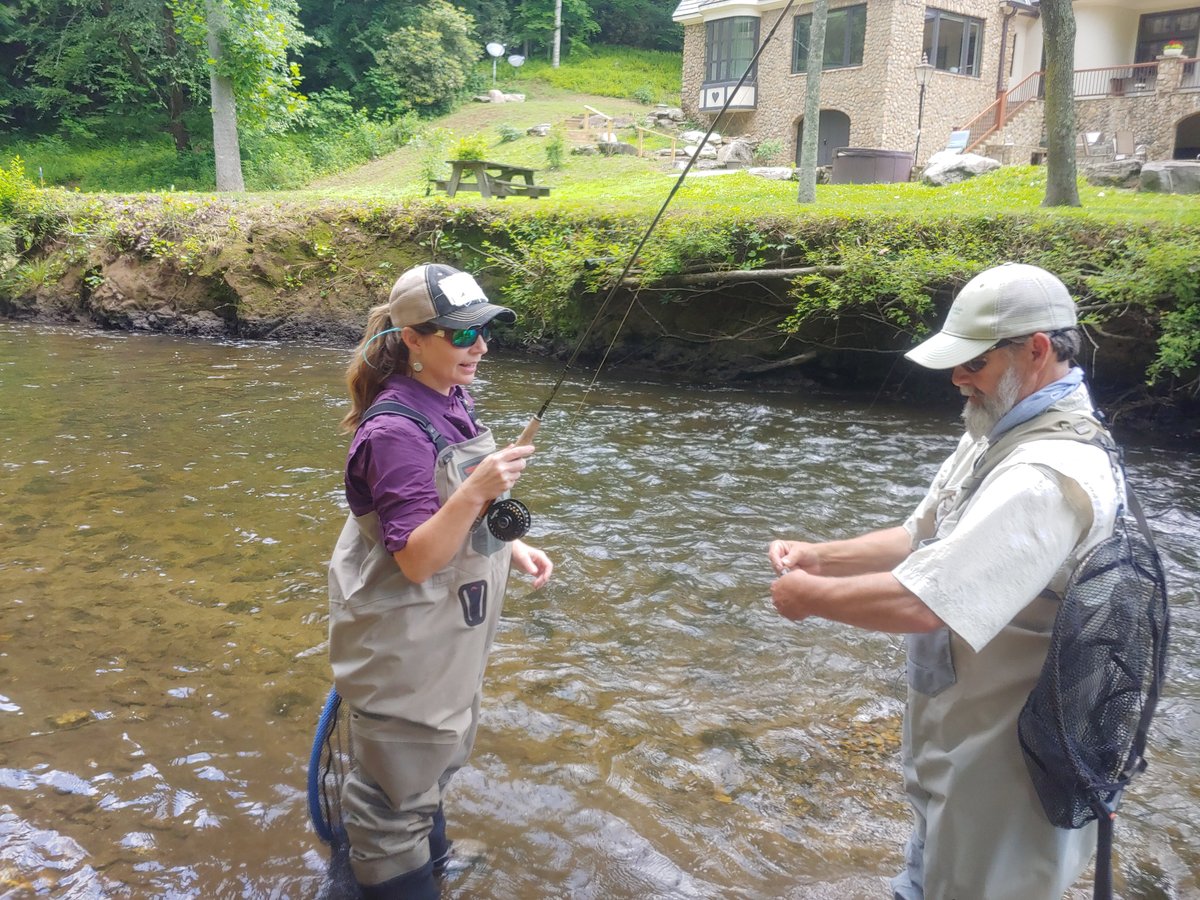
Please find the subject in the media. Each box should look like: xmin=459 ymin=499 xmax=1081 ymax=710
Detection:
xmin=2 ymin=181 xmax=1198 ymax=436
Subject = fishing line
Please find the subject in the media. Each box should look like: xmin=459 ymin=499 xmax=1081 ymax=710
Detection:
xmin=510 ymin=0 xmax=802 ymax=448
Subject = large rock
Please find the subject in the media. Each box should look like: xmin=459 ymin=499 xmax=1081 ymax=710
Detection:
xmin=717 ymin=138 xmax=755 ymax=168
xmin=681 ymin=130 xmax=721 ymax=146
xmin=684 ymin=143 xmax=719 ymax=160
xmin=921 ymin=152 xmax=1001 ymax=186
xmin=1140 ymin=161 xmax=1200 ymax=194
xmin=747 ymin=167 xmax=796 ymax=180
xmin=1083 ymin=159 xmax=1142 ymax=188
xmin=598 ymin=141 xmax=637 ymax=156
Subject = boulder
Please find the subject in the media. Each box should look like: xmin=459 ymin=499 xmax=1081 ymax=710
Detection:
xmin=921 ymin=152 xmax=1001 ymax=186
xmin=1140 ymin=161 xmax=1200 ymax=194
xmin=684 ymin=143 xmax=719 ymax=159
xmin=526 ymin=123 xmax=552 ymax=137
xmin=747 ymin=167 xmax=796 ymax=180
xmin=717 ymin=138 xmax=756 ymax=168
xmin=681 ymin=130 xmax=721 ymax=146
xmin=598 ymin=141 xmax=637 ymax=156
xmin=1083 ymin=159 xmax=1142 ymax=188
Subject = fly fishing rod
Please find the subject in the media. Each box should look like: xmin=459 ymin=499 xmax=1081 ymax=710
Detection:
xmin=485 ymin=0 xmax=802 ymax=541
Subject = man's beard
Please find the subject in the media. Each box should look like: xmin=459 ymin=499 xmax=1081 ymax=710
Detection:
xmin=962 ymin=363 xmax=1023 ymax=439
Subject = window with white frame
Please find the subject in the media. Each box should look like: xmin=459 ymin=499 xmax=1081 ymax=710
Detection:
xmin=705 ymin=16 xmax=759 ymax=84
xmin=923 ymin=9 xmax=982 ymax=76
xmin=793 ymin=5 xmax=867 ymax=73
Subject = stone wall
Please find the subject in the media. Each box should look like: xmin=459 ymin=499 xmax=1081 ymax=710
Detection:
xmin=1074 ymin=57 xmax=1200 ymax=160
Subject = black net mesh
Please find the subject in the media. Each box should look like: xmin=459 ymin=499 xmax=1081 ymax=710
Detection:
xmin=1018 ymin=514 xmax=1170 ymax=829
xmin=310 ymin=693 xmax=360 ymax=899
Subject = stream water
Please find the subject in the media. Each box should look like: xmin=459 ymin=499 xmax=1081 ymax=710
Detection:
xmin=0 ymin=323 xmax=1196 ymax=899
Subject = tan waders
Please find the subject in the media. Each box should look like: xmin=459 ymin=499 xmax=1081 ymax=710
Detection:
xmin=329 ymin=412 xmax=512 ymax=896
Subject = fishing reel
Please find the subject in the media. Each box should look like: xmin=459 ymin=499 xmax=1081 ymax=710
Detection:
xmin=486 ymin=497 xmax=531 ymax=542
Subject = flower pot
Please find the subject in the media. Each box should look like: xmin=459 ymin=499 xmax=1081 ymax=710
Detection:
xmin=1163 ymin=47 xmax=1184 ymax=57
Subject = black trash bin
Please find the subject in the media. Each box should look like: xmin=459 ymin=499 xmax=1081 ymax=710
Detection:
xmin=830 ymin=148 xmax=914 ymax=184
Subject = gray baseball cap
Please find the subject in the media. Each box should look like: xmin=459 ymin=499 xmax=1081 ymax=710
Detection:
xmin=388 ymin=263 xmax=516 ymax=330
xmin=905 ymin=263 xmax=1077 ymax=369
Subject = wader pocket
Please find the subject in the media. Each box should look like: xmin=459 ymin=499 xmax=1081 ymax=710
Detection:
xmin=906 ymin=627 xmax=957 ymax=697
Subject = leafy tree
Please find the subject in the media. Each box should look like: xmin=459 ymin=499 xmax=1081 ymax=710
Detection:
xmin=172 ymin=0 xmax=309 ymax=190
xmin=1040 ymin=0 xmax=1080 ymax=207
xmin=590 ymin=0 xmax=681 ymax=51
xmin=513 ymin=0 xmax=598 ymax=60
xmin=3 ymin=0 xmax=206 ymax=145
xmin=364 ymin=0 xmax=479 ymax=117
xmin=295 ymin=0 xmax=411 ymax=104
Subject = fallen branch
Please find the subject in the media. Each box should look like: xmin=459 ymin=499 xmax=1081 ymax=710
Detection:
xmin=621 ymin=264 xmax=846 ymax=288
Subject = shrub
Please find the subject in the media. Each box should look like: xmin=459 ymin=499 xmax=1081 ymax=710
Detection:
xmin=417 ymin=127 xmax=454 ymax=189
xmin=754 ymin=139 xmax=785 ymax=165
xmin=545 ymin=128 xmax=566 ymax=170
xmin=632 ymin=85 xmax=655 ymax=105
xmin=453 ymin=134 xmax=491 ymax=161
xmin=497 ymin=123 xmax=523 ymax=144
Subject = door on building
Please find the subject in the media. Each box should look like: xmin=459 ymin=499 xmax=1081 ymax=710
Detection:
xmin=796 ymin=110 xmax=851 ymax=166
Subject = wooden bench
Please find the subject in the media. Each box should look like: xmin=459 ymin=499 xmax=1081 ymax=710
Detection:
xmin=489 ymin=179 xmax=551 ymax=199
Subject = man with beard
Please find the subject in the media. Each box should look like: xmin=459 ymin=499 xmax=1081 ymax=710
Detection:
xmin=767 ymin=263 xmax=1121 ymax=899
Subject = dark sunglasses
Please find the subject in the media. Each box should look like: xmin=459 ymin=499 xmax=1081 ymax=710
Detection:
xmin=960 ymin=338 xmax=1026 ymax=374
xmin=436 ymin=325 xmax=493 ymax=347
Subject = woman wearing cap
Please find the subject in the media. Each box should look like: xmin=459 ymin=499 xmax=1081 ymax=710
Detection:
xmin=328 ymin=263 xmax=553 ymax=899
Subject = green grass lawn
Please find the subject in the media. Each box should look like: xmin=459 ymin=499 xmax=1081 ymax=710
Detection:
xmin=305 ymin=69 xmax=1200 ymax=227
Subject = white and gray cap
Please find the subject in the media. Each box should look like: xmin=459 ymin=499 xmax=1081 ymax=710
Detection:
xmin=388 ymin=263 xmax=516 ymax=330
xmin=905 ymin=262 xmax=1077 ymax=369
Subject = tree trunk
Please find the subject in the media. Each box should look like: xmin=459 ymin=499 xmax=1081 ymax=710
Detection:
xmin=206 ymin=2 xmax=245 ymax=192
xmin=163 ymin=3 xmax=190 ymax=153
xmin=797 ymin=0 xmax=828 ymax=204
xmin=1040 ymin=0 xmax=1079 ymax=207
xmin=552 ymin=0 xmax=562 ymax=68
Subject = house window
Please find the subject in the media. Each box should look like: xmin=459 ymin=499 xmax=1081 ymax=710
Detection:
xmin=923 ymin=9 xmax=982 ymax=76
xmin=705 ymin=16 xmax=759 ymax=84
xmin=793 ymin=5 xmax=867 ymax=72
xmin=1135 ymin=8 xmax=1199 ymax=62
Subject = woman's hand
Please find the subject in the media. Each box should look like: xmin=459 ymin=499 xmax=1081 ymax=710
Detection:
xmin=461 ymin=443 xmax=535 ymax=504
xmin=511 ymin=539 xmax=553 ymax=589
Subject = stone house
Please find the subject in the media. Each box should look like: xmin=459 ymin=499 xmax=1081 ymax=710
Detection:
xmin=671 ymin=0 xmax=1200 ymax=170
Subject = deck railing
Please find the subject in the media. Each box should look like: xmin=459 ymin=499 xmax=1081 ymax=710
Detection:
xmin=1182 ymin=59 xmax=1200 ymax=90
xmin=957 ymin=71 xmax=1043 ymax=151
xmin=1073 ymin=61 xmax=1159 ymax=98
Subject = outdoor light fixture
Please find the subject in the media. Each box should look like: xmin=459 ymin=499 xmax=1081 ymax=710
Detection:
xmin=486 ymin=41 xmax=505 ymax=84
xmin=914 ymin=53 xmax=935 ymax=162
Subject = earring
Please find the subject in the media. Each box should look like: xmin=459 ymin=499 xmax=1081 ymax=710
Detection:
xmin=411 ymin=360 xmax=423 ymax=373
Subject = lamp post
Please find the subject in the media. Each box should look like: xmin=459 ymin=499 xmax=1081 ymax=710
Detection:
xmin=914 ymin=52 xmax=935 ymax=164
xmin=486 ymin=42 xmax=505 ymax=84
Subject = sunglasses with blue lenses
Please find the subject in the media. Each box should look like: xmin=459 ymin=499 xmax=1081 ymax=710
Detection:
xmin=437 ymin=325 xmax=493 ymax=347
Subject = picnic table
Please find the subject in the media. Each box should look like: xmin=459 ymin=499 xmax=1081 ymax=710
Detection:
xmin=434 ymin=159 xmax=550 ymax=199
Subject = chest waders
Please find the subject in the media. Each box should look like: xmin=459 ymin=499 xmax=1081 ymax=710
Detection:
xmin=319 ymin=400 xmax=513 ymax=893
xmin=898 ymin=407 xmax=1115 ymax=900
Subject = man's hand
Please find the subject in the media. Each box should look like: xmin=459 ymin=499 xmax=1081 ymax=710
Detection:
xmin=770 ymin=569 xmax=823 ymax=621
xmin=768 ymin=540 xmax=822 ymax=576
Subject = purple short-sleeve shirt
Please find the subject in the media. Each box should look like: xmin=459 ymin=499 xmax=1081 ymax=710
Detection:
xmin=345 ymin=375 xmax=481 ymax=552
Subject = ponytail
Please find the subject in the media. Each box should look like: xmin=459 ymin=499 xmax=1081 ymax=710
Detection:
xmin=341 ymin=304 xmax=406 ymax=432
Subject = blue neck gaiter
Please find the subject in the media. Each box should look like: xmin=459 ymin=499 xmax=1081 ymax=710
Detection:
xmin=989 ymin=366 xmax=1085 ymax=441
